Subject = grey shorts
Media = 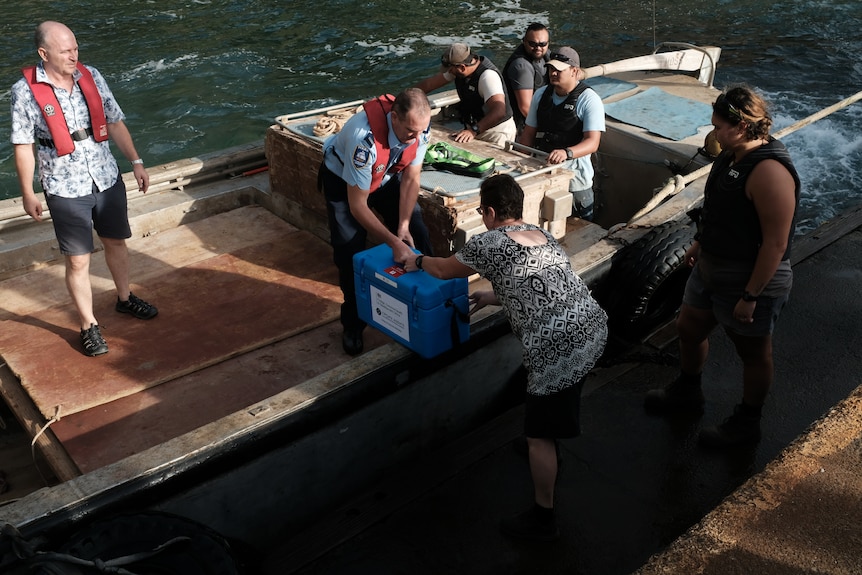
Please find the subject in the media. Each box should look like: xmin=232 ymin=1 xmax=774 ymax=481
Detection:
xmin=684 ymin=261 xmax=789 ymax=337
xmin=45 ymin=176 xmax=131 ymax=256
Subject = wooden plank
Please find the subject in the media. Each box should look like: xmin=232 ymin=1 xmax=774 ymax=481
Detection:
xmin=0 ymin=363 xmax=79 ymax=481
xmin=1 ymin=231 xmax=342 ymax=419
xmin=0 ymin=206 xmax=300 ymax=319
xmin=52 ymin=323 xmax=393 ymax=474
xmin=791 ymin=204 xmax=862 ymax=264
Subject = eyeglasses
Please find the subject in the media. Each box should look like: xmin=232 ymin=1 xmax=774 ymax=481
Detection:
xmin=549 ymin=52 xmax=570 ymax=62
xmin=476 ymin=206 xmax=487 ymax=216
xmin=527 ymin=40 xmax=548 ymax=48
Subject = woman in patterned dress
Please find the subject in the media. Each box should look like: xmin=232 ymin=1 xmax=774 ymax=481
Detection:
xmin=405 ymin=173 xmax=608 ymax=541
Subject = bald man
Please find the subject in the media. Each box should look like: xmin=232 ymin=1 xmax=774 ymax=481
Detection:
xmin=11 ymin=21 xmax=157 ymax=357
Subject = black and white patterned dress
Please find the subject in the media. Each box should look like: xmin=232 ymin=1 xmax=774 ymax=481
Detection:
xmin=456 ymin=223 xmax=608 ymax=396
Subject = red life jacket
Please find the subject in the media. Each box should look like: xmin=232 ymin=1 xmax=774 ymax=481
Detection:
xmin=362 ymin=94 xmax=418 ymax=192
xmin=22 ymin=62 xmax=109 ymax=156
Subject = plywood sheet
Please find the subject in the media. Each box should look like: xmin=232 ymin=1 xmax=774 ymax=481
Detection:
xmin=0 ymin=209 xmax=342 ymax=419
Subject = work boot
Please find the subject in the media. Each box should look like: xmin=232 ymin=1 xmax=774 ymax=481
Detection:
xmin=342 ymin=327 xmax=364 ymax=356
xmin=500 ymin=504 xmax=559 ymax=542
xmin=644 ymin=375 xmax=705 ymax=414
xmin=699 ymin=404 xmax=762 ymax=448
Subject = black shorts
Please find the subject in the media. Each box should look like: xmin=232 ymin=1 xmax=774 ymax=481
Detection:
xmin=45 ymin=176 xmax=131 ymax=256
xmin=524 ymin=380 xmax=584 ymax=439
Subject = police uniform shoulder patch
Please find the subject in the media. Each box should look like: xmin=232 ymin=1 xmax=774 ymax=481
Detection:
xmin=352 ymin=145 xmax=370 ymax=169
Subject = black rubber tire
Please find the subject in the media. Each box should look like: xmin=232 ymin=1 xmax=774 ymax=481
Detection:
xmin=598 ymin=220 xmax=696 ymax=343
xmin=50 ymin=511 xmax=244 ymax=575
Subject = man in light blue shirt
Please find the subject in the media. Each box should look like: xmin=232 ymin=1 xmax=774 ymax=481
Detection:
xmin=519 ymin=46 xmax=605 ymax=220
xmin=319 ymin=88 xmax=433 ymax=355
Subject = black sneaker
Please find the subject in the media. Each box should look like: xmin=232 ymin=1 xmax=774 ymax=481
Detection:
xmin=699 ymin=404 xmax=761 ymax=448
xmin=116 ymin=292 xmax=158 ymax=319
xmin=80 ymin=323 xmax=109 ymax=356
xmin=500 ymin=505 xmax=559 ymax=542
xmin=644 ymin=376 xmax=705 ymax=414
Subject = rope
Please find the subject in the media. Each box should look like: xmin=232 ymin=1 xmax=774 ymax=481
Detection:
xmin=1 ymin=522 xmax=192 ymax=574
xmin=312 ymin=105 xmax=363 ymax=137
xmin=30 ymin=405 xmax=62 ymax=486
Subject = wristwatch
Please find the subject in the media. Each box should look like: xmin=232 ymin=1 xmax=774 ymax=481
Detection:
xmin=741 ymin=290 xmax=758 ymax=302
xmin=415 ymin=255 xmax=424 ymax=270
xmin=565 ymin=148 xmax=574 ymax=160
xmin=470 ymin=123 xmax=480 ymax=134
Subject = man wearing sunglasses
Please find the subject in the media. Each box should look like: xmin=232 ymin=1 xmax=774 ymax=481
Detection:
xmin=518 ymin=46 xmax=604 ymax=221
xmin=502 ymin=23 xmax=551 ymax=132
xmin=415 ymin=43 xmax=516 ymax=147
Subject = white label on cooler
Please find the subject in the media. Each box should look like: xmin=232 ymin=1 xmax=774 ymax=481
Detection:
xmin=369 ymin=284 xmax=410 ymax=341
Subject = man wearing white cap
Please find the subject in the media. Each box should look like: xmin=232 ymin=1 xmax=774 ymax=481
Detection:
xmin=415 ymin=43 xmax=517 ymax=147
xmin=518 ymin=46 xmax=605 ymax=220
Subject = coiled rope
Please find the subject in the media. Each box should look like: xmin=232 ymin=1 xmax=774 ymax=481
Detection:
xmin=312 ymin=105 xmax=363 ymax=137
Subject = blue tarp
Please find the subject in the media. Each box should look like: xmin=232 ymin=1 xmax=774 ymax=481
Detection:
xmin=603 ymin=86 xmax=713 ymax=141
xmin=584 ymin=76 xmax=639 ymax=100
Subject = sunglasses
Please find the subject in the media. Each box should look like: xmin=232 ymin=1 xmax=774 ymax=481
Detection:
xmin=527 ymin=40 xmax=548 ymax=48
xmin=441 ymin=55 xmax=472 ymax=68
xmin=715 ymin=93 xmax=745 ymax=122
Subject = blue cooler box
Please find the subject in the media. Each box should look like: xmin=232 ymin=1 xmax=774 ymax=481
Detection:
xmin=354 ymin=244 xmax=470 ymax=359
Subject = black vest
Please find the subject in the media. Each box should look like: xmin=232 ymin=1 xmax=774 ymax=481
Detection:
xmin=454 ymin=56 xmax=513 ymax=125
xmin=534 ymin=82 xmax=592 ymax=152
xmin=699 ymin=138 xmax=801 ymax=262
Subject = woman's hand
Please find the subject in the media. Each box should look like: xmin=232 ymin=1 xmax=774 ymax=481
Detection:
xmin=468 ymin=290 xmax=498 ymax=314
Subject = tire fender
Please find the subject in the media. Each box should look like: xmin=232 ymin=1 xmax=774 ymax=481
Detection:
xmin=598 ymin=220 xmax=696 ymax=342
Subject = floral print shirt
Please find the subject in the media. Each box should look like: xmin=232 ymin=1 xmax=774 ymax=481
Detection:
xmin=11 ymin=63 xmax=125 ymax=198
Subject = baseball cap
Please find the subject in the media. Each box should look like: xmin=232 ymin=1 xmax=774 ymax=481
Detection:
xmin=546 ymin=46 xmax=580 ymax=71
xmin=441 ymin=43 xmax=474 ymax=67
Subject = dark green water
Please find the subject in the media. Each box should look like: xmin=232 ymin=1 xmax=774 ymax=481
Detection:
xmin=1 ymin=0 xmax=860 ymax=232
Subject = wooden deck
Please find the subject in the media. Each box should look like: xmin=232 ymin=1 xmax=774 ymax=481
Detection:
xmin=0 ymin=204 xmax=392 ymax=481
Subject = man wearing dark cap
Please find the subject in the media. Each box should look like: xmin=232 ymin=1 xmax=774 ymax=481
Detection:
xmin=518 ymin=46 xmax=605 ymax=221
xmin=415 ymin=43 xmax=516 ymax=147
xmin=502 ymin=23 xmax=551 ymax=132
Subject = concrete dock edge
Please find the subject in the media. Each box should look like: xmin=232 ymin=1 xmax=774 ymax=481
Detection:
xmin=635 ymin=383 xmax=862 ymax=574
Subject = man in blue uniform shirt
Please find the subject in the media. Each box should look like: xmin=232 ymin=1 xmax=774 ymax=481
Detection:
xmin=319 ymin=88 xmax=433 ymax=355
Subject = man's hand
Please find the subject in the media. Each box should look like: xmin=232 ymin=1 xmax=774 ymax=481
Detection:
xmin=133 ymin=164 xmax=149 ymax=193
xmin=22 ymin=193 xmax=43 ymax=221
xmin=451 ymin=129 xmax=476 ymax=144
xmin=391 ymin=239 xmax=416 ymax=267
xmin=546 ymin=149 xmax=569 ymax=164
